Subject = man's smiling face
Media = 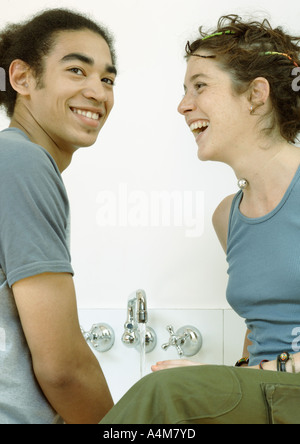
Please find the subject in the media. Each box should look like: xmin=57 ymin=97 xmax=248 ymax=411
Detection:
xmin=26 ymin=29 xmax=116 ymax=154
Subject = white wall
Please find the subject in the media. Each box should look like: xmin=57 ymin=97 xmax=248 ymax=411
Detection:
xmin=0 ymin=0 xmax=299 ymax=311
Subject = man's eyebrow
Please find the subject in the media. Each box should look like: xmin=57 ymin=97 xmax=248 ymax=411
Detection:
xmin=60 ymin=52 xmax=117 ymax=76
xmin=106 ymin=64 xmax=117 ymax=76
xmin=60 ymin=52 xmax=94 ymax=65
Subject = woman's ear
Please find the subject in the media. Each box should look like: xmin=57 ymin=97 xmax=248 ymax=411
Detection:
xmin=248 ymin=77 xmax=270 ymax=113
xmin=9 ymin=59 xmax=31 ymax=95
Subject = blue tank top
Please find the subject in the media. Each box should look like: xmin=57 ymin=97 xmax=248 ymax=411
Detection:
xmin=226 ymin=165 xmax=300 ymax=366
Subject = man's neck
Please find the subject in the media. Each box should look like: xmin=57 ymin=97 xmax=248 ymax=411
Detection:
xmin=10 ymin=106 xmax=73 ymax=173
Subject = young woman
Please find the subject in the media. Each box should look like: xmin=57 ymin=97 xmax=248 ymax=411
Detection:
xmin=100 ymin=14 xmax=300 ymax=424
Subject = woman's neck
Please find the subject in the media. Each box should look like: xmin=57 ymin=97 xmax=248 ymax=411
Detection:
xmin=231 ymin=140 xmax=300 ymax=218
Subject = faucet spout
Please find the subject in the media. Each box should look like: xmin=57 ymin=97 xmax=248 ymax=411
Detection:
xmin=136 ymin=289 xmax=148 ymax=324
xmin=125 ymin=289 xmax=147 ymax=329
xmin=126 ymin=289 xmax=147 ymax=326
xmin=122 ymin=289 xmax=147 ymax=348
xmin=121 ymin=289 xmax=157 ymax=353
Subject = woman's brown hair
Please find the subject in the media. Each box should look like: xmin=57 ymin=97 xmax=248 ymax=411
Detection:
xmin=185 ymin=14 xmax=300 ymax=143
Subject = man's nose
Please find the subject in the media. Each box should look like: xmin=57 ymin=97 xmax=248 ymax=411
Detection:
xmin=82 ymin=77 xmax=109 ymax=103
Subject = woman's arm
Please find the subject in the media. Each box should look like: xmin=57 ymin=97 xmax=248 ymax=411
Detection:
xmin=249 ymin=353 xmax=300 ymax=373
xmin=212 ymin=194 xmax=236 ymax=253
xmin=243 ymin=329 xmax=252 ymax=357
xmin=152 ymin=353 xmax=300 ymax=373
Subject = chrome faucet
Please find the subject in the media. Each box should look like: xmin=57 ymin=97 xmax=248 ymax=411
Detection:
xmin=121 ymin=289 xmax=156 ymax=353
xmin=132 ymin=289 xmax=148 ymax=324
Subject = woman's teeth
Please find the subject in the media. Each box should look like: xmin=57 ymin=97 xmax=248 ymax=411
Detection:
xmin=189 ymin=120 xmax=210 ymax=134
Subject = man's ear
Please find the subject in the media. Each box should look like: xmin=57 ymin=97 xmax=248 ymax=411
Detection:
xmin=9 ymin=59 xmax=31 ymax=95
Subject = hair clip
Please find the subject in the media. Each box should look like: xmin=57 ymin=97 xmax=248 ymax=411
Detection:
xmin=201 ymin=30 xmax=236 ymax=41
xmin=261 ymin=51 xmax=299 ymax=68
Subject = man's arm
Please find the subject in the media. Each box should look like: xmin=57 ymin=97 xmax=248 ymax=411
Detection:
xmin=12 ymin=272 xmax=114 ymax=424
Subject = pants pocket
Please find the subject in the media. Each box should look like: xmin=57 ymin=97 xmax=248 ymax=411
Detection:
xmin=262 ymin=383 xmax=300 ymax=424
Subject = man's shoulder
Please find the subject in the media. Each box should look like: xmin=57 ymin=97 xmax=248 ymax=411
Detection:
xmin=0 ymin=128 xmax=58 ymax=176
xmin=0 ymin=127 xmax=32 ymax=147
xmin=0 ymin=127 xmax=43 ymax=157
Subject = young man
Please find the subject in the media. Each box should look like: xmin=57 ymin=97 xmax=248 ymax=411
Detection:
xmin=0 ymin=9 xmax=117 ymax=424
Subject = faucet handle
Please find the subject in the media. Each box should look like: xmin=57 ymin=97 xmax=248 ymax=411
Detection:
xmin=161 ymin=325 xmax=202 ymax=357
xmin=161 ymin=325 xmax=185 ymax=356
xmin=81 ymin=323 xmax=115 ymax=353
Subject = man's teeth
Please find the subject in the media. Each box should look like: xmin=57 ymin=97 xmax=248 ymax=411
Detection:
xmin=72 ymin=108 xmax=100 ymax=120
xmin=189 ymin=121 xmax=210 ymax=132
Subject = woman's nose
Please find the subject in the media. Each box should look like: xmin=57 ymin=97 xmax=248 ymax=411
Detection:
xmin=177 ymin=94 xmax=196 ymax=115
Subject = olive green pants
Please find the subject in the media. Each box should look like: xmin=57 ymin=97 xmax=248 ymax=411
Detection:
xmin=100 ymin=365 xmax=300 ymax=424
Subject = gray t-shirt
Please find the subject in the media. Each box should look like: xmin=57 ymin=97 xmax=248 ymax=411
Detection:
xmin=0 ymin=128 xmax=74 ymax=423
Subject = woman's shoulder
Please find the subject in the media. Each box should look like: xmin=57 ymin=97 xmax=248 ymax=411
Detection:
xmin=212 ymin=194 xmax=236 ymax=252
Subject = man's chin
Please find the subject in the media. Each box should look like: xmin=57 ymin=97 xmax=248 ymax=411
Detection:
xmin=72 ymin=132 xmax=101 ymax=149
